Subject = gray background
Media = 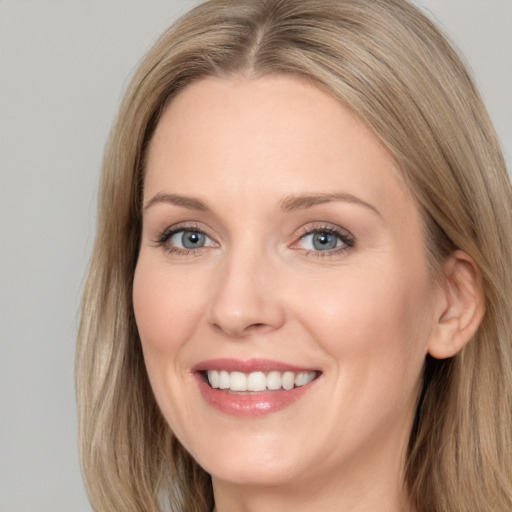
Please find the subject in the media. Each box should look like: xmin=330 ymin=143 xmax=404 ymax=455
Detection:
xmin=0 ymin=1 xmax=510 ymax=511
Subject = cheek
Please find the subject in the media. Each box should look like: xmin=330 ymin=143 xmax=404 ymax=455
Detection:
xmin=132 ymin=256 xmax=208 ymax=356
xmin=293 ymin=262 xmax=433 ymax=385
xmin=290 ymin=265 xmax=434 ymax=455
xmin=132 ymin=256 xmax=211 ymax=440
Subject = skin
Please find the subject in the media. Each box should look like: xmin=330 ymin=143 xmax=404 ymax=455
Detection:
xmin=133 ymin=75 xmax=480 ymax=512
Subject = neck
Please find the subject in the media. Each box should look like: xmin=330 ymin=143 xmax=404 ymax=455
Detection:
xmin=213 ymin=483 xmax=413 ymax=512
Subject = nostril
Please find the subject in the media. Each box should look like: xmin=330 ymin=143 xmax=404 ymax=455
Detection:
xmin=247 ymin=322 xmax=266 ymax=331
xmin=212 ymin=320 xmax=271 ymax=337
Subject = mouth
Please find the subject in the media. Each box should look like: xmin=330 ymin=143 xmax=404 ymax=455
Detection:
xmin=203 ymin=369 xmax=317 ymax=392
xmin=193 ymin=359 xmax=321 ymax=417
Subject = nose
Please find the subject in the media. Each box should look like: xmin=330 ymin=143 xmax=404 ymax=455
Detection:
xmin=207 ymin=249 xmax=286 ymax=338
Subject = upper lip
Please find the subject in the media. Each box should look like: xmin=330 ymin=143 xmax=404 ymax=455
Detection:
xmin=192 ymin=358 xmax=319 ymax=374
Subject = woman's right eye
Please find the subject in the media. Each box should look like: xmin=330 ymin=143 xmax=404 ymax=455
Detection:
xmin=171 ymin=230 xmax=209 ymax=249
xmin=155 ymin=227 xmax=217 ymax=253
xmin=169 ymin=229 xmax=216 ymax=250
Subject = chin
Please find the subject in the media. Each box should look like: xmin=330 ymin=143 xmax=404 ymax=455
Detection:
xmin=188 ymin=430 xmax=310 ymax=487
xmin=206 ymin=456 xmax=304 ymax=487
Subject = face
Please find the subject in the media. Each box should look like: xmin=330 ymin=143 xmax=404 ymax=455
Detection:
xmin=133 ymin=75 xmax=441 ymax=494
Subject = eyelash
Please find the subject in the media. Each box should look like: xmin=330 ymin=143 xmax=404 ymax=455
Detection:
xmin=152 ymin=223 xmax=214 ymax=256
xmin=152 ymin=223 xmax=355 ymax=258
xmin=293 ymin=224 xmax=355 ymax=258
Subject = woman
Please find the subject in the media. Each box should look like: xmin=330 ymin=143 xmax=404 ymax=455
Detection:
xmin=76 ymin=0 xmax=512 ymax=511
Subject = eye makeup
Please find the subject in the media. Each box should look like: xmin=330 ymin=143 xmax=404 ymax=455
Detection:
xmin=150 ymin=219 xmax=356 ymax=259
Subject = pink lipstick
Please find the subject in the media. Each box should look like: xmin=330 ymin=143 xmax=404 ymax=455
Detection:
xmin=193 ymin=359 xmax=320 ymax=417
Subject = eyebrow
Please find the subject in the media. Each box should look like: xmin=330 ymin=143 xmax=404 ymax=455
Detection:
xmin=143 ymin=191 xmax=381 ymax=217
xmin=280 ymin=192 xmax=382 ymax=217
xmin=144 ymin=193 xmax=209 ymax=212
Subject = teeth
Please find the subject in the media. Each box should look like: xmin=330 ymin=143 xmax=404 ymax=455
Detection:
xmin=247 ymin=371 xmax=266 ymax=391
xmin=282 ymin=371 xmax=295 ymax=390
xmin=208 ymin=369 xmax=220 ymax=388
xmin=206 ymin=369 xmax=316 ymax=391
xmin=295 ymin=372 xmax=312 ymax=387
xmin=219 ymin=370 xmax=230 ymax=389
xmin=230 ymin=371 xmax=247 ymax=391
xmin=267 ymin=370 xmax=282 ymax=390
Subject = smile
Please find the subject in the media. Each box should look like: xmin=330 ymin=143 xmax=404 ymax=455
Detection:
xmin=206 ymin=370 xmax=317 ymax=392
xmin=193 ymin=359 xmax=321 ymax=417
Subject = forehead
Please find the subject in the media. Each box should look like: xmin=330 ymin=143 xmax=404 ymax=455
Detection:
xmin=144 ymin=74 xmax=414 ymax=221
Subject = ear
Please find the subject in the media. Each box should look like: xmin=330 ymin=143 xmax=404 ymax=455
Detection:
xmin=428 ymin=250 xmax=485 ymax=359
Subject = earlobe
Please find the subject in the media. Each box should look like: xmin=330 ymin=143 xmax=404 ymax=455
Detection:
xmin=428 ymin=250 xmax=485 ymax=360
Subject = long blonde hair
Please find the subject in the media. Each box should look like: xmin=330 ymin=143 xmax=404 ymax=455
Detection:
xmin=76 ymin=0 xmax=512 ymax=510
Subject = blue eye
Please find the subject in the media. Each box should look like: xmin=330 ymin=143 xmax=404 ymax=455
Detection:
xmin=297 ymin=228 xmax=353 ymax=253
xmin=169 ymin=229 xmax=215 ymax=250
xmin=305 ymin=232 xmax=339 ymax=250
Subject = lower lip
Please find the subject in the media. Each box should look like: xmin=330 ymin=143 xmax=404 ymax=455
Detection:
xmin=195 ymin=374 xmax=316 ymax=417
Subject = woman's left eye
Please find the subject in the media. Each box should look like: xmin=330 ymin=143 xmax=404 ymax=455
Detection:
xmin=295 ymin=228 xmax=354 ymax=254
